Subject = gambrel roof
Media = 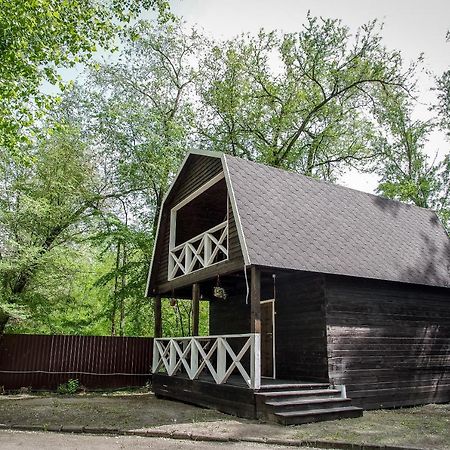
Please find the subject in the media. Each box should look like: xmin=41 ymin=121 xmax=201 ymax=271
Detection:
xmin=148 ymin=151 xmax=450 ymax=291
xmin=225 ymin=154 xmax=450 ymax=288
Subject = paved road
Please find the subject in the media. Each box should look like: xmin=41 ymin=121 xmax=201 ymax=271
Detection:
xmin=0 ymin=430 xmax=325 ymax=449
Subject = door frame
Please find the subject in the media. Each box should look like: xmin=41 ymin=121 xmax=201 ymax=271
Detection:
xmin=260 ymin=299 xmax=276 ymax=379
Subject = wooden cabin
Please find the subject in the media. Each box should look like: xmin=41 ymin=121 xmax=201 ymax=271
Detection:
xmin=146 ymin=150 xmax=450 ymax=425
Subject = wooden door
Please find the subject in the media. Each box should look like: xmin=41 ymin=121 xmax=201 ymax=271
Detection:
xmin=261 ymin=300 xmax=275 ymax=378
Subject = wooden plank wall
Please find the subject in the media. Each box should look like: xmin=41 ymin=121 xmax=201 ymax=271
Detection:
xmin=0 ymin=334 xmax=153 ymax=390
xmin=324 ymin=275 xmax=450 ymax=409
xmin=153 ymin=373 xmax=256 ymax=419
xmin=275 ymin=272 xmax=329 ymax=382
xmin=209 ymin=291 xmax=250 ymax=335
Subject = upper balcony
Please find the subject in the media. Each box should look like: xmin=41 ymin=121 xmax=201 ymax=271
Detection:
xmin=168 ymin=174 xmax=229 ymax=280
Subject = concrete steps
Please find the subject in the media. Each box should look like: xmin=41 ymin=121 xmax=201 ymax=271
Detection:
xmin=256 ymin=383 xmax=363 ymax=425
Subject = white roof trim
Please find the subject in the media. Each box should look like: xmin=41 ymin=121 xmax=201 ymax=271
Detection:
xmin=222 ymin=154 xmax=251 ymax=266
xmin=160 ymin=150 xmax=222 ymax=207
xmin=145 ymin=208 xmax=163 ymax=297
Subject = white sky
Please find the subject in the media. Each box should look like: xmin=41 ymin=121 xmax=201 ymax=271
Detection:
xmin=169 ymin=0 xmax=450 ymax=193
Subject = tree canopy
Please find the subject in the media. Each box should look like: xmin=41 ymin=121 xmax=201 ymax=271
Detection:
xmin=0 ymin=13 xmax=448 ymax=337
xmin=197 ymin=16 xmax=415 ymax=178
xmin=0 ymin=0 xmax=170 ymax=153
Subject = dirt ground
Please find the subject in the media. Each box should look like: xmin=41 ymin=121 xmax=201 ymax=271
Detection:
xmin=0 ymin=391 xmax=228 ymax=428
xmin=0 ymin=391 xmax=449 ymax=450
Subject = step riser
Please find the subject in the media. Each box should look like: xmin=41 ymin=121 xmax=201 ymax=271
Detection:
xmin=278 ymin=408 xmax=363 ymax=425
xmin=259 ymin=384 xmax=330 ymax=392
xmin=256 ymin=382 xmax=363 ymax=425
xmin=267 ymin=399 xmax=351 ymax=413
xmin=257 ymin=392 xmax=342 ymax=402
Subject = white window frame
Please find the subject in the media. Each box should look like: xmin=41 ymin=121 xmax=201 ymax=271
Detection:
xmin=168 ymin=172 xmax=229 ymax=280
xmin=260 ymin=299 xmax=276 ymax=379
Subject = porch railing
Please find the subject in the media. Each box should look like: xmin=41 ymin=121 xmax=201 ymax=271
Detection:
xmin=152 ymin=333 xmax=261 ymax=390
xmin=168 ymin=221 xmax=228 ymax=280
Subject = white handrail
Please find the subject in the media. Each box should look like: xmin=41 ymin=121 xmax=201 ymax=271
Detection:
xmin=168 ymin=221 xmax=228 ymax=280
xmin=152 ymin=333 xmax=261 ymax=390
xmin=171 ymin=221 xmax=228 ymax=252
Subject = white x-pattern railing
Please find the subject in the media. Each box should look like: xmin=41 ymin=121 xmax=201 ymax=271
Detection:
xmin=152 ymin=333 xmax=261 ymax=390
xmin=168 ymin=221 xmax=228 ymax=280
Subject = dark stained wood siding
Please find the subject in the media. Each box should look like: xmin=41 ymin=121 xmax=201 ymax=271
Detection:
xmin=148 ymin=154 xmax=244 ymax=295
xmin=152 ymin=373 xmax=256 ymax=419
xmin=209 ymin=292 xmax=250 ymax=335
xmin=324 ymin=275 xmax=450 ymax=409
xmin=275 ymin=272 xmax=329 ymax=382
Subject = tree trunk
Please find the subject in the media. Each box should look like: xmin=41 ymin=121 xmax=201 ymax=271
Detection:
xmin=111 ymin=241 xmax=121 ymax=336
xmin=0 ymin=310 xmax=9 ymax=334
xmin=119 ymin=244 xmax=127 ymax=337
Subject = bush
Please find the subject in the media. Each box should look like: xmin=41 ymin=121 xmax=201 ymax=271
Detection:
xmin=57 ymin=379 xmax=80 ymax=395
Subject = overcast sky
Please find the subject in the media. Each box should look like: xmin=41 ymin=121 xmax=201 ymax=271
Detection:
xmin=169 ymin=0 xmax=450 ymax=192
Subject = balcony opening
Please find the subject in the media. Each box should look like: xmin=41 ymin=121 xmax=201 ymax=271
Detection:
xmin=169 ymin=175 xmax=229 ymax=280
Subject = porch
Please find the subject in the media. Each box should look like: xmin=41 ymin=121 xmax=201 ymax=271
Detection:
xmin=151 ymin=332 xmax=361 ymax=424
xmin=150 ymin=237 xmax=362 ymax=424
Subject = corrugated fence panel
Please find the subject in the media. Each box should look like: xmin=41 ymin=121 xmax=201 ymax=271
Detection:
xmin=0 ymin=334 xmax=153 ymax=390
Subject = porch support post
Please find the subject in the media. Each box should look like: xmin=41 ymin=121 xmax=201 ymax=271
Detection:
xmin=192 ymin=283 xmax=200 ymax=336
xmin=154 ymin=295 xmax=162 ymax=338
xmin=250 ymin=266 xmax=261 ymax=333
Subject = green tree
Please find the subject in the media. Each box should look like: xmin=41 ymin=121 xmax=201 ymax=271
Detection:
xmin=77 ymin=19 xmax=200 ymax=233
xmin=62 ymin=20 xmax=202 ymax=335
xmin=0 ymin=121 xmax=137 ymax=332
xmin=0 ymin=0 xmax=171 ymax=154
xmin=435 ymin=32 xmax=450 ymax=137
xmin=197 ymin=16 xmax=415 ymax=179
xmin=372 ymin=93 xmax=450 ymax=229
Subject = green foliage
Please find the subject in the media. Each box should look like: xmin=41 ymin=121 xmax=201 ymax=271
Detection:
xmin=0 ymin=0 xmax=171 ymax=154
xmin=0 ymin=123 xmax=103 ymax=331
xmin=57 ymin=379 xmax=80 ymax=395
xmin=434 ymin=32 xmax=450 ymax=138
xmin=161 ymin=300 xmax=209 ymax=337
xmin=197 ymin=15 xmax=415 ymax=179
xmin=372 ymin=93 xmax=450 ymax=230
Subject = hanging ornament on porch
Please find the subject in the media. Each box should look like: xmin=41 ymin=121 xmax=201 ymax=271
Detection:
xmin=170 ymin=289 xmax=177 ymax=307
xmin=213 ymin=275 xmax=227 ymax=300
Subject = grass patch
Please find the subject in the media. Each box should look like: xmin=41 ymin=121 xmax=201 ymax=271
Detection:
xmin=292 ymin=404 xmax=450 ymax=450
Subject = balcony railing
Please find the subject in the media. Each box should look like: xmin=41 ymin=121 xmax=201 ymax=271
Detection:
xmin=152 ymin=333 xmax=261 ymax=389
xmin=168 ymin=221 xmax=228 ymax=280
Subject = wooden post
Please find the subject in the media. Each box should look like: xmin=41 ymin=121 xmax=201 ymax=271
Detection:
xmin=192 ymin=283 xmax=200 ymax=336
xmin=154 ymin=295 xmax=162 ymax=338
xmin=250 ymin=266 xmax=261 ymax=333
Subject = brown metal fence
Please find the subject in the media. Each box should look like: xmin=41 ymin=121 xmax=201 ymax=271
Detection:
xmin=0 ymin=334 xmax=153 ymax=390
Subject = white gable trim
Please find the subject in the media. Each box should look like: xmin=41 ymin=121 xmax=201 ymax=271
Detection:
xmin=222 ymin=154 xmax=251 ymax=266
xmin=160 ymin=150 xmax=222 ymax=208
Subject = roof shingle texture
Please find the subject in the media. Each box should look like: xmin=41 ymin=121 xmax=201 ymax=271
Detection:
xmin=225 ymin=155 xmax=450 ymax=288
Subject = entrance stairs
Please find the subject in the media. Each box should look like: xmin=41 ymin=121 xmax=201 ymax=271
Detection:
xmin=255 ymin=381 xmax=363 ymax=425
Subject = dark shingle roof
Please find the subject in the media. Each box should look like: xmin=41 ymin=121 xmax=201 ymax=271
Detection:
xmin=225 ymin=154 xmax=450 ymax=288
